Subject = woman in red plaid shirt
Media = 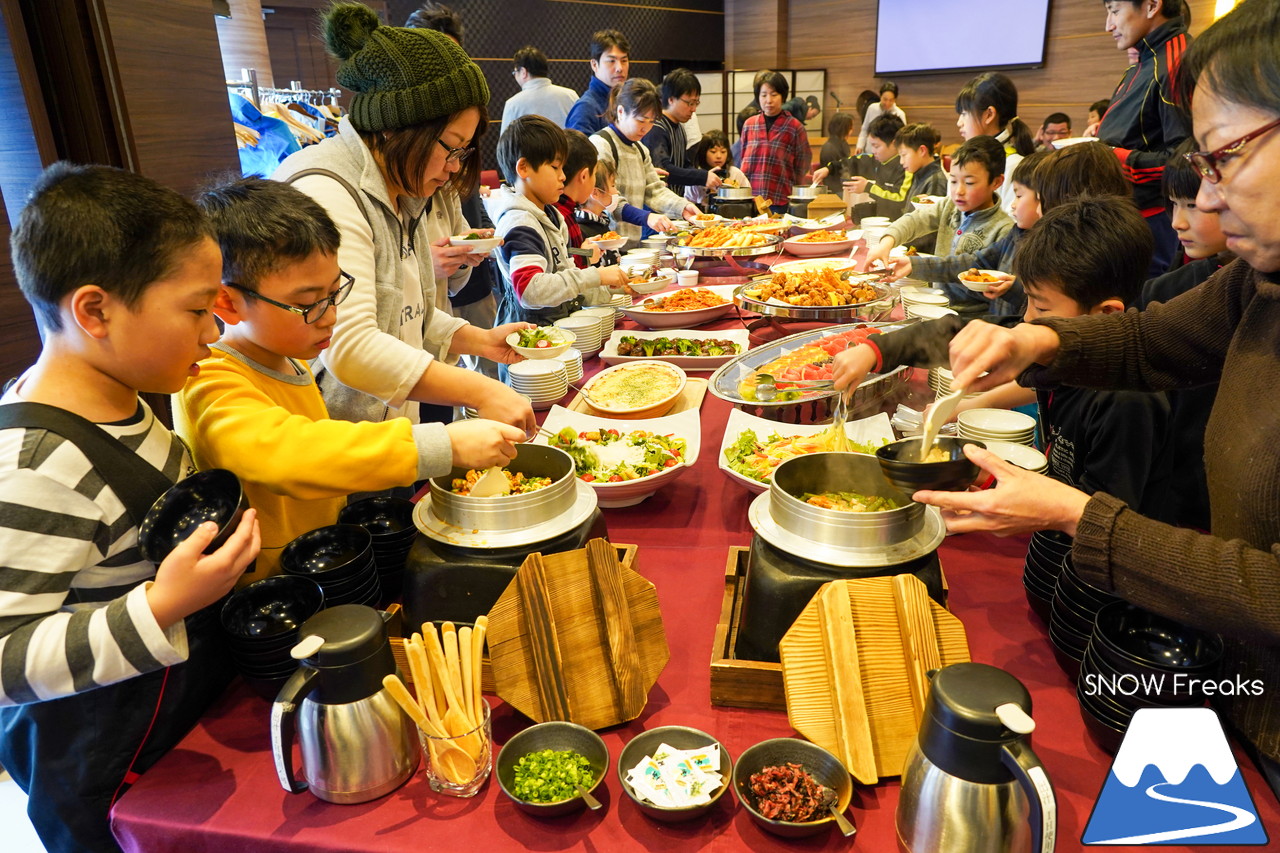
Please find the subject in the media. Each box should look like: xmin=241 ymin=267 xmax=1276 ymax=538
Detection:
xmin=740 ymin=70 xmax=812 ymax=211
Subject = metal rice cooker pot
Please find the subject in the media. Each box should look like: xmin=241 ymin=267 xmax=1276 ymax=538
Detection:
xmin=712 ymin=182 xmax=755 ymax=219
xmin=788 ymin=184 xmax=822 ymax=218
xmin=271 ymin=605 xmax=419 ymax=804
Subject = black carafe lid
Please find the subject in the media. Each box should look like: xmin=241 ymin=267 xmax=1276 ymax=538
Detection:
xmin=918 ymin=662 xmax=1036 ymax=784
xmin=293 ymin=604 xmax=394 ymax=703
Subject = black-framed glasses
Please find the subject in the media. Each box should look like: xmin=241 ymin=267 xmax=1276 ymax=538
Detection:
xmin=225 ymin=271 xmax=354 ymax=324
xmin=679 ymin=97 xmax=701 ymax=108
xmin=437 ymin=138 xmax=475 ymax=164
xmin=1185 ymin=116 xmax=1280 ymax=184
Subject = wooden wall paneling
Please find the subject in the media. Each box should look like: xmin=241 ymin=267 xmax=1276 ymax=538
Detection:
xmin=216 ymin=0 xmax=274 ymax=88
xmin=725 ymin=0 xmax=786 ymax=69
xmin=0 ymin=185 xmax=41 ymax=381
xmin=0 ymin=0 xmax=58 ymax=223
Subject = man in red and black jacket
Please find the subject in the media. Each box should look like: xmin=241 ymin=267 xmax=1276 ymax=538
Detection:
xmin=1096 ymin=0 xmax=1192 ymax=277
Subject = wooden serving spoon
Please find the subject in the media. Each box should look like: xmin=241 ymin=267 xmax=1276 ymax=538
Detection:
xmin=382 ymin=674 xmax=476 ymax=785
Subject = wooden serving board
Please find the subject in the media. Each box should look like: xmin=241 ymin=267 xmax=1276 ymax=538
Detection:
xmin=778 ymin=575 xmax=969 ymax=785
xmin=565 ymin=377 xmax=707 ymax=418
xmin=486 ymin=539 xmax=669 ymax=730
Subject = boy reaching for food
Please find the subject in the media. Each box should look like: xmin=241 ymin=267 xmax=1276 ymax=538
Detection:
xmin=835 ymin=196 xmax=1176 ymax=531
xmin=487 ymin=115 xmax=628 ymax=325
xmin=181 ymin=177 xmax=526 ymax=580
xmin=863 ymin=136 xmax=1013 ymax=276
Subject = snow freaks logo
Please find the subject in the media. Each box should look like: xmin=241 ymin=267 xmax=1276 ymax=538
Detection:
xmin=1083 ymin=707 xmax=1269 ymax=845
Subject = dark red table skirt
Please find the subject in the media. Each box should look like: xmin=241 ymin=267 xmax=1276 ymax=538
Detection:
xmin=111 ymin=257 xmax=1280 ymax=852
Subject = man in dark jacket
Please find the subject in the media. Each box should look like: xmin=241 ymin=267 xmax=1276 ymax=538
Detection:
xmin=566 ymin=30 xmax=630 ymax=135
xmin=644 ymin=68 xmax=718 ymax=197
xmin=1096 ymin=0 xmax=1192 ymax=277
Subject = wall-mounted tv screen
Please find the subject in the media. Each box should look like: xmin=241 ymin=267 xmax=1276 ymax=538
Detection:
xmin=874 ymin=0 xmax=1052 ymax=76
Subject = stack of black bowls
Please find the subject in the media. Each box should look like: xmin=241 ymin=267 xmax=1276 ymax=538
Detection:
xmin=1078 ymin=601 xmax=1224 ymax=753
xmin=220 ymin=575 xmax=325 ymax=700
xmin=338 ymin=497 xmax=416 ymax=606
xmin=281 ymin=524 xmax=379 ymax=607
xmin=1023 ymin=529 xmax=1072 ymax=622
xmin=1049 ymin=555 xmax=1120 ymax=678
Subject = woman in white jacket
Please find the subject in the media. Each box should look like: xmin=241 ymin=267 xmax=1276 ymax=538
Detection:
xmin=275 ymin=4 xmax=534 ymax=453
xmin=590 ymin=79 xmax=700 ymax=246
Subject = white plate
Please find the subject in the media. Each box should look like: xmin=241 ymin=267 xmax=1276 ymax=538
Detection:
xmin=688 ymin=214 xmax=727 ymax=228
xmin=718 ymin=408 xmax=895 ymax=494
xmin=958 ymin=408 xmax=1037 ymax=433
xmin=532 ymin=406 xmax=701 ymax=507
xmin=909 ymin=196 xmax=945 ymax=212
xmin=957 ymin=269 xmax=1007 ymax=294
xmin=508 ymin=360 xmax=567 ymax=379
xmin=748 ymin=491 xmax=946 ymax=567
xmin=586 ymin=236 xmax=628 ymax=250
xmin=413 ymin=479 xmax=598 ymax=548
xmin=599 ymin=328 xmax=750 ymax=371
xmin=780 ymin=236 xmax=856 ymax=257
xmin=1051 ymin=137 xmax=1102 ymax=149
xmin=623 ymin=267 xmax=678 ymax=294
xmin=770 ymin=258 xmax=859 ymax=275
xmin=982 ymin=441 xmax=1049 ymax=472
xmin=448 ymin=235 xmax=502 ymax=252
xmin=506 ymin=328 xmax=575 ymax=359
xmin=619 ymin=284 xmax=740 ymax=330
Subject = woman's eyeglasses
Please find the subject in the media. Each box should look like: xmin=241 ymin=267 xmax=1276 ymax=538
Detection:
xmin=1185 ymin=116 xmax=1280 ymax=184
xmin=437 ymin=138 xmax=475 ymax=164
xmin=224 ymin=271 xmax=355 ymax=324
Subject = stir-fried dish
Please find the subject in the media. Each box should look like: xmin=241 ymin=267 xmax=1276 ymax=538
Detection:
xmin=450 ymin=469 xmax=553 ymax=495
xmin=800 ymin=491 xmax=902 ymax=512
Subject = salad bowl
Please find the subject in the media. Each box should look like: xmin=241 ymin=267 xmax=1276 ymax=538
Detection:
xmin=506 ymin=327 xmax=576 ymax=359
xmin=532 ymin=405 xmax=701 ymax=507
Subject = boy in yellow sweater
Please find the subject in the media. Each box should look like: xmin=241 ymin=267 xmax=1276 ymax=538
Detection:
xmin=178 ymin=177 xmax=525 ymax=579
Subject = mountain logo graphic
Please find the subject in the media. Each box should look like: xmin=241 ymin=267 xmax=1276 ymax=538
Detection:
xmin=1083 ymin=707 xmax=1269 ymax=845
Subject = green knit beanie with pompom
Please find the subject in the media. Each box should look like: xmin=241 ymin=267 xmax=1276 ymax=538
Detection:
xmin=322 ymin=3 xmax=489 ymax=132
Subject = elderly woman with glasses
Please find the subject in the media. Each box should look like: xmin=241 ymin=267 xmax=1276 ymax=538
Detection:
xmin=844 ymin=0 xmax=1280 ymax=790
xmin=590 ymin=78 xmax=701 ymax=247
xmin=275 ymin=4 xmax=536 ymax=446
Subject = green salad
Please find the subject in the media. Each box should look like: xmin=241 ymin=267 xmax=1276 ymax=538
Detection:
xmin=517 ymin=327 xmax=563 ymax=349
xmin=550 ymin=426 xmax=686 ymax=483
xmin=511 ymin=749 xmax=595 ymax=803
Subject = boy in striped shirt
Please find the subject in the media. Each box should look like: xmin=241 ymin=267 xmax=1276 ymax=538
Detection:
xmin=0 ymin=163 xmax=259 ymax=853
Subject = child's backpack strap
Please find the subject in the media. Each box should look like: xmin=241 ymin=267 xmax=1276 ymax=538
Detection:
xmin=0 ymin=402 xmax=174 ymax=531
xmin=592 ymin=129 xmax=620 ymax=167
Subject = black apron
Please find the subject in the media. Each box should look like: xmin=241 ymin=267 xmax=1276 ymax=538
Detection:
xmin=0 ymin=403 xmax=235 ymax=853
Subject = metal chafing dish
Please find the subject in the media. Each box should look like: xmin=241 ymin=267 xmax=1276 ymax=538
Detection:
xmin=733 ymin=278 xmax=896 ymax=322
xmin=421 ymin=444 xmax=585 ymax=535
xmin=708 ymin=320 xmax=912 ymax=410
xmin=716 ymin=185 xmax=754 ymax=201
xmin=673 ymin=231 xmax=785 ymax=259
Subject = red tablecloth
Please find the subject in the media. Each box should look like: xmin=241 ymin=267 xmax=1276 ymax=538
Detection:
xmin=111 ymin=253 xmax=1280 ymax=852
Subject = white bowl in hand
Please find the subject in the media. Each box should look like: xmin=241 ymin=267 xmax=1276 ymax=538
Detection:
xmin=506 ymin=327 xmax=577 ymax=359
xmin=449 ymin=234 xmax=502 ymax=252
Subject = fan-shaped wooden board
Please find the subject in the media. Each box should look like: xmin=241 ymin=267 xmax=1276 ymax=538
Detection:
xmin=778 ymin=575 xmax=969 ymax=785
xmin=487 ymin=539 xmax=669 ymax=730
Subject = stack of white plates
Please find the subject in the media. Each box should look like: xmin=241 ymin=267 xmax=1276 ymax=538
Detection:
xmin=928 ymin=367 xmax=981 ymax=400
xmin=983 ymin=440 xmax=1049 ymax=473
xmin=900 ymin=286 xmax=952 ymax=320
xmin=909 ymin=303 xmax=959 ymax=321
xmin=607 ymin=291 xmax=633 ymax=311
xmin=957 ymin=408 xmax=1038 ymax=446
xmin=621 ymin=249 xmax=659 ymax=267
xmin=506 ymin=360 xmax=569 ymax=410
xmin=572 ymin=306 xmax=616 ymax=340
xmin=554 ymin=315 xmax=602 ymax=357
xmin=860 ymin=215 xmax=890 ymax=246
xmin=556 ymin=348 xmax=584 ymax=383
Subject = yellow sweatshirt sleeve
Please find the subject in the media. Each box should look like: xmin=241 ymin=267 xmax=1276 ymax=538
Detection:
xmin=176 ymin=353 xmax=420 ymax=501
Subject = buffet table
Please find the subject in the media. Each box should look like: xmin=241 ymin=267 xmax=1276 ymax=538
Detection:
xmin=111 ymin=248 xmax=1280 ymax=852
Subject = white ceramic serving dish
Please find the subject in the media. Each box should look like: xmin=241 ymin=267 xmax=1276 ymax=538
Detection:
xmin=599 ymin=328 xmax=750 ymax=371
xmin=718 ymin=408 xmax=895 ymax=494
xmin=780 ymin=235 xmax=857 ymax=257
xmin=534 ymin=405 xmax=701 ymax=507
xmin=579 ymin=360 xmax=688 ymax=418
xmin=619 ymin=284 xmax=740 ymax=330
